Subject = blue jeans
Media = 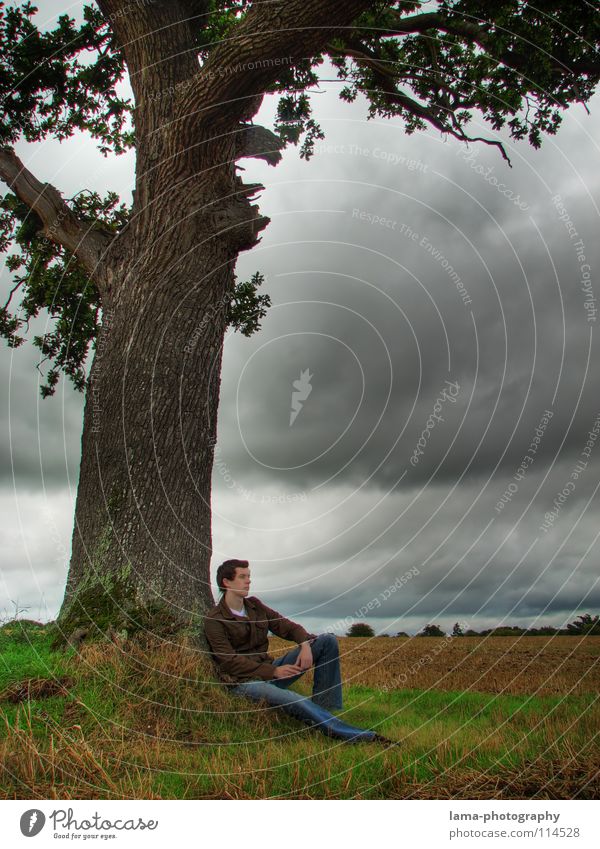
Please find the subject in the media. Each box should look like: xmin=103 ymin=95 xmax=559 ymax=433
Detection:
xmin=230 ymin=633 xmax=377 ymax=742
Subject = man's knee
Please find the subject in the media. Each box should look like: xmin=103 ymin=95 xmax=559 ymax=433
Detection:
xmin=313 ymin=633 xmax=339 ymax=654
xmin=317 ymin=632 xmax=339 ymax=644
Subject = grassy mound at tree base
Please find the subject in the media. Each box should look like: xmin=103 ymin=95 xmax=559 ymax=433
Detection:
xmin=49 ymin=576 xmax=199 ymax=651
xmin=0 ymin=623 xmax=598 ymax=799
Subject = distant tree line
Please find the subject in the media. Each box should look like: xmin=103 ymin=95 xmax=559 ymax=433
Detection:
xmin=345 ymin=613 xmax=600 ymax=638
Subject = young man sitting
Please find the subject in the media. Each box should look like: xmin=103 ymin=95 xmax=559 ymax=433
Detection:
xmin=203 ymin=558 xmax=395 ymax=744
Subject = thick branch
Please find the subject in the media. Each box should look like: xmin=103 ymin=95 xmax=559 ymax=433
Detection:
xmin=176 ymin=0 xmax=374 ymax=129
xmin=234 ymin=125 xmax=284 ymax=166
xmin=96 ymin=0 xmax=203 ymax=101
xmin=96 ymin=1 xmax=215 ymax=222
xmin=388 ymin=11 xmax=600 ymax=80
xmin=0 ymin=147 xmax=114 ymax=278
xmin=389 ymin=11 xmax=482 ymax=37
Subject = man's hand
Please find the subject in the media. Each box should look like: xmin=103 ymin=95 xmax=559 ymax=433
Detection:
xmin=273 ymin=663 xmax=303 ymax=679
xmin=297 ymin=643 xmax=313 ymax=671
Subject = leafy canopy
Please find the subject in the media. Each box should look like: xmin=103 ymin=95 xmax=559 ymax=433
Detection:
xmin=1 ymin=0 xmax=599 ymax=395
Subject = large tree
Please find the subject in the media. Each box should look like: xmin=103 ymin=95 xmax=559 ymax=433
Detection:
xmin=1 ymin=1 xmax=599 ymax=643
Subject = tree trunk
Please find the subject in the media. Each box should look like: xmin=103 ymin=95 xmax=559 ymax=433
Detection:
xmin=56 ymin=231 xmax=240 ymax=641
xmin=53 ymin=2 xmax=276 ymax=645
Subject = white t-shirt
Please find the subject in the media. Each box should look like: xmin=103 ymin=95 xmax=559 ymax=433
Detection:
xmin=230 ymin=604 xmax=247 ymax=617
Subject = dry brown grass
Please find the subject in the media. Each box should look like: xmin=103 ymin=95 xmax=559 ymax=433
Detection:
xmin=0 ymin=702 xmax=160 ymax=799
xmin=0 ymin=677 xmax=74 ymax=703
xmin=278 ymin=635 xmax=600 ymax=696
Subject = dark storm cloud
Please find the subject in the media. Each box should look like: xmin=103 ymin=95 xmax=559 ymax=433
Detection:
xmin=215 ymin=128 xmax=600 ymax=495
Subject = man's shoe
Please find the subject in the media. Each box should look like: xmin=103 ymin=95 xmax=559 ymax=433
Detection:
xmin=370 ymin=732 xmax=401 ymax=747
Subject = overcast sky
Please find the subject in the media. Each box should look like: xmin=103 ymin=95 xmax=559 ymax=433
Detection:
xmin=1 ymin=2 xmax=600 ymax=634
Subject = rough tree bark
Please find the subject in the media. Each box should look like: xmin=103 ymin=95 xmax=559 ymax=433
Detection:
xmin=60 ymin=238 xmax=239 ymax=638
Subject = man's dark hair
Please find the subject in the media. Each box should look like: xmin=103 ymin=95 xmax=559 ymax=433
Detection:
xmin=216 ymin=559 xmax=249 ymax=593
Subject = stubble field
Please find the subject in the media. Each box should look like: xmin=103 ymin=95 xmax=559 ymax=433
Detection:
xmin=285 ymin=635 xmax=600 ymax=697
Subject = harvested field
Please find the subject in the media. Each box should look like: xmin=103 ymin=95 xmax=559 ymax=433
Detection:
xmin=270 ymin=635 xmax=600 ymax=696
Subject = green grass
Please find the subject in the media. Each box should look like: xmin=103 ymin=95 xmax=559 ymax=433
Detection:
xmin=0 ymin=623 xmax=68 ymax=685
xmin=1 ymin=622 xmax=598 ymax=799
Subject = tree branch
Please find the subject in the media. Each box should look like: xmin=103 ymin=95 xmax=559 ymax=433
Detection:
xmin=234 ymin=125 xmax=285 ymax=166
xmin=2 ymin=277 xmax=24 ymax=311
xmin=387 ymin=11 xmax=600 ymax=81
xmin=96 ymin=0 xmax=204 ymax=101
xmin=176 ymin=0 xmax=374 ymax=130
xmin=0 ymin=147 xmax=114 ymax=279
xmin=327 ymin=40 xmax=511 ymax=162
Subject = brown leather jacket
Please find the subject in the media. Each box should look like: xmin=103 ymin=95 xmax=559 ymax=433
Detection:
xmin=203 ymin=595 xmax=318 ymax=684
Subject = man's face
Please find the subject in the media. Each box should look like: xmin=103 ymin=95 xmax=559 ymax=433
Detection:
xmin=223 ymin=567 xmax=251 ymax=596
